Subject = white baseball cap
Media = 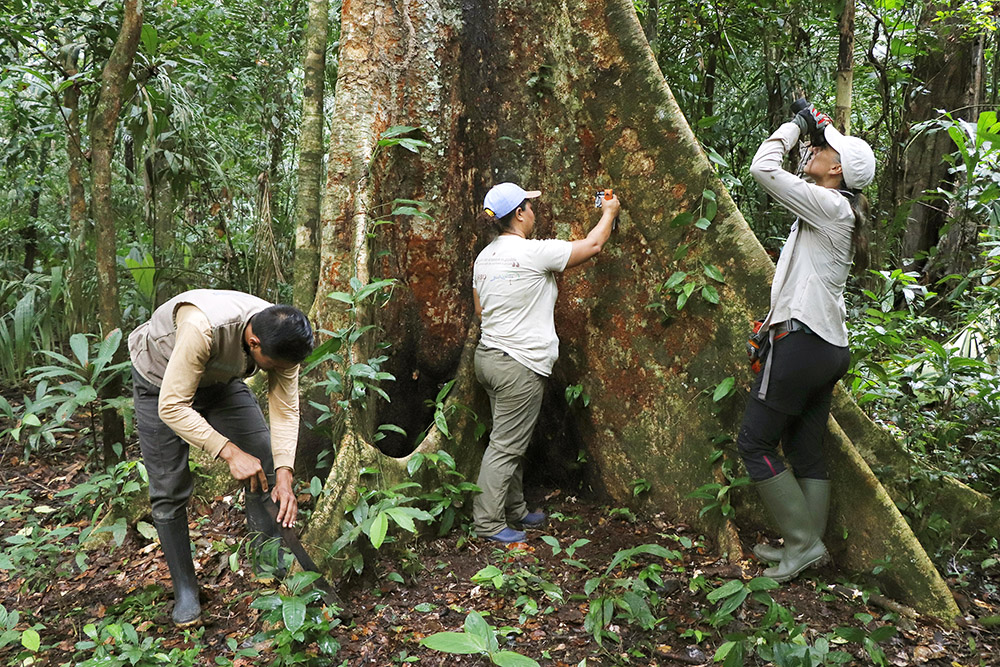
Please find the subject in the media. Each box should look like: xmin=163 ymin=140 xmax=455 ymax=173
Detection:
xmin=483 ymin=182 xmax=541 ymax=219
xmin=823 ymin=125 xmax=875 ymax=190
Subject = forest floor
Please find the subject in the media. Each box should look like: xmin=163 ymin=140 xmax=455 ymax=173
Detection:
xmin=1 ymin=438 xmax=999 ymax=666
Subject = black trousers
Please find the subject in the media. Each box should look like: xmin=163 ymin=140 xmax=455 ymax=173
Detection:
xmin=132 ymin=368 xmax=275 ymax=522
xmin=737 ymin=331 xmax=850 ymax=481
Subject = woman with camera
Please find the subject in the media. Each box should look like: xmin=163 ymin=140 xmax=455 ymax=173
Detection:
xmin=737 ymin=102 xmax=875 ymax=582
xmin=471 ymin=182 xmax=620 ymax=543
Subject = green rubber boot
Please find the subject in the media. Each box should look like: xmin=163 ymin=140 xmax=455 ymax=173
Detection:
xmin=754 ymin=471 xmax=829 ymax=582
xmin=753 ymin=477 xmax=830 ymax=562
xmin=154 ymin=516 xmax=202 ymax=627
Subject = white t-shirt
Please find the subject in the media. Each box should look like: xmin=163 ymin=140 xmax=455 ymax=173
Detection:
xmin=474 ymin=236 xmax=572 ymax=376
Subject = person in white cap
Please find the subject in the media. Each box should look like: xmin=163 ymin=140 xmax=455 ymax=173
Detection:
xmin=736 ymin=101 xmax=875 ymax=582
xmin=471 ymin=182 xmax=620 ymax=543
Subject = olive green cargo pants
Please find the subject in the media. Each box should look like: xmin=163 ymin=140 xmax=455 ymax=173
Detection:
xmin=472 ymin=345 xmax=546 ymax=537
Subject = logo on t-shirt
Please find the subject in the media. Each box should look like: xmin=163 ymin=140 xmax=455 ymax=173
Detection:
xmin=511 ymin=260 xmax=520 ymax=268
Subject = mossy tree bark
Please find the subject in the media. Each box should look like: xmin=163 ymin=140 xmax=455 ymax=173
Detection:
xmin=63 ymin=43 xmax=91 ymax=335
xmin=292 ymin=0 xmax=330 ymax=312
xmin=91 ymin=0 xmax=143 ymax=464
xmin=303 ymin=0 xmax=968 ymax=622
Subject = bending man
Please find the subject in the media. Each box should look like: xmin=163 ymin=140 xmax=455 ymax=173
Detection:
xmin=129 ymin=289 xmax=313 ymax=626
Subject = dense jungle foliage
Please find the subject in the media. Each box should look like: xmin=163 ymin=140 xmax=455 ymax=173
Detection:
xmin=2 ymin=0 xmax=1000 ymax=664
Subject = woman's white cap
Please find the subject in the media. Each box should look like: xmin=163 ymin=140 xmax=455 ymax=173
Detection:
xmin=483 ymin=182 xmax=541 ymax=219
xmin=823 ymin=125 xmax=875 ymax=189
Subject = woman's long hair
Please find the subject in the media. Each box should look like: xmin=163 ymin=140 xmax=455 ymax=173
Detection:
xmin=841 ymin=185 xmax=870 ymax=275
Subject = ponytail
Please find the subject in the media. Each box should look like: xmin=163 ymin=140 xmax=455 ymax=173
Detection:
xmin=844 ymin=188 xmax=870 ymax=274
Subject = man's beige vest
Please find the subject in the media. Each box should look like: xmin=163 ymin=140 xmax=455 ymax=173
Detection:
xmin=128 ymin=289 xmax=271 ymax=387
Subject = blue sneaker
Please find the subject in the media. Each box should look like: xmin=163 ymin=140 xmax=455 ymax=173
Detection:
xmin=485 ymin=527 xmax=526 ymax=543
xmin=520 ymin=511 xmax=546 ymax=528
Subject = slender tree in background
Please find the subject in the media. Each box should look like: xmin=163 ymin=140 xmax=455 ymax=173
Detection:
xmin=21 ymin=112 xmax=52 ymax=273
xmin=63 ymin=42 xmax=90 ymax=333
xmin=90 ymin=0 xmax=144 ymax=464
xmin=292 ymin=0 xmax=330 ymax=311
xmin=834 ymin=0 xmax=855 ymax=133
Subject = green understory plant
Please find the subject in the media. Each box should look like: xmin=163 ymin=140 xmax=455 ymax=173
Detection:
xmin=689 ymin=437 xmax=750 ymax=521
xmin=69 ymin=619 xmax=201 ymax=667
xmin=405 ymin=448 xmax=481 ymax=535
xmin=583 ymin=543 xmax=680 ymax=645
xmin=0 ymin=380 xmax=69 ymax=461
xmin=326 ymin=476 xmax=435 ymax=576
xmin=419 ymin=610 xmax=539 ymax=667
xmin=250 ymin=571 xmax=342 ymax=667
xmin=0 ymin=603 xmax=43 ymax=664
xmin=28 ymin=329 xmax=132 ymax=456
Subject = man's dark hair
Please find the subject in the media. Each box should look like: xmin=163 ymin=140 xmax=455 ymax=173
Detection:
xmin=251 ymin=305 xmax=314 ymax=364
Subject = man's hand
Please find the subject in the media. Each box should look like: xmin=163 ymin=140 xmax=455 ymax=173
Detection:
xmin=271 ymin=467 xmax=298 ymax=528
xmin=219 ymin=442 xmax=268 ymax=492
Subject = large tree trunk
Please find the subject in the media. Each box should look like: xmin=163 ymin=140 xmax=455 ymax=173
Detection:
xmin=292 ymin=0 xmax=329 ymax=311
xmin=304 ymin=0 xmax=962 ymax=621
xmin=91 ymin=0 xmax=143 ymax=464
xmin=898 ymin=1 xmax=985 ymax=280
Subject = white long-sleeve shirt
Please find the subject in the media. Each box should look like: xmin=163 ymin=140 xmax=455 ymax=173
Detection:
xmin=750 ymin=122 xmax=855 ymax=347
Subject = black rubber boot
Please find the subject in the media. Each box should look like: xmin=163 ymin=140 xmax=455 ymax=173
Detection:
xmin=755 ymin=471 xmax=829 ymax=582
xmin=245 ymin=491 xmax=288 ymax=581
xmin=753 ymin=477 xmax=830 ymax=562
xmin=154 ymin=516 xmax=202 ymax=627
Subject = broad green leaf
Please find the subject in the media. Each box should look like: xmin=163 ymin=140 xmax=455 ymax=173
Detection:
xmin=464 ymin=611 xmax=494 ymax=647
xmin=868 ymin=625 xmax=897 ymax=642
xmin=713 ymin=376 xmax=735 ymax=402
xmin=368 ymin=513 xmax=389 ymax=549
xmin=135 ymin=521 xmax=158 ymax=541
xmin=706 ymin=579 xmax=744 ymax=602
xmin=663 ymin=271 xmax=687 ymax=290
xmin=419 ymin=631 xmax=484 ymax=654
xmin=69 ymin=333 xmax=90 ymax=368
xmin=380 ymin=125 xmax=419 ymax=139
xmin=282 ymin=597 xmax=306 ymax=634
xmin=492 ymin=651 xmax=540 ymax=667
xmin=716 ymin=588 xmax=749 ymax=617
xmin=702 ymin=264 xmax=725 ymax=283
xmin=670 ymin=212 xmax=694 ymax=228
xmin=20 ymin=628 xmax=39 ymax=652
xmin=833 ymin=626 xmax=865 ymax=643
xmin=747 ymin=576 xmax=779 ymax=591
xmin=434 ymin=410 xmax=451 ymax=438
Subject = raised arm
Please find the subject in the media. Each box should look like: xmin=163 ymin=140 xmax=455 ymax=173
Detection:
xmin=565 ymin=193 xmax=620 ymax=269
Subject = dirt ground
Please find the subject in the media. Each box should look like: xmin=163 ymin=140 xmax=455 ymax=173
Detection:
xmin=1 ymin=441 xmax=999 ymax=667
